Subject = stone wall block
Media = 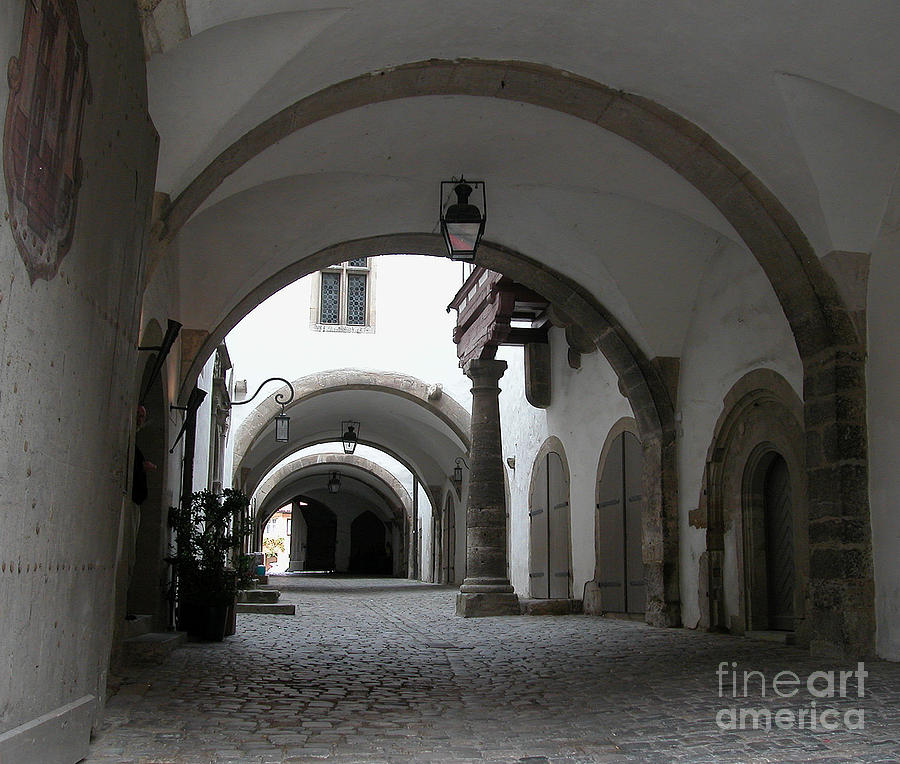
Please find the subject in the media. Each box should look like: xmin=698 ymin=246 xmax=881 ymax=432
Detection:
xmin=824 ymin=422 xmax=867 ymax=462
xmin=810 ymin=547 xmax=869 ymax=581
xmin=838 ymin=465 xmax=870 ymax=516
xmin=496 ymin=64 xmax=615 ymax=122
xmin=806 ymin=467 xmax=839 ymax=519
xmin=809 ymin=517 xmax=869 ymax=546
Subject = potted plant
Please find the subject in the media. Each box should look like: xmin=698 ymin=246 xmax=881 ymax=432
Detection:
xmin=170 ymin=488 xmax=250 ymax=640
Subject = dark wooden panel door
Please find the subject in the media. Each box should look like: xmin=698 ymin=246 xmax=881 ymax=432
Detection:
xmin=764 ymin=455 xmax=794 ymax=630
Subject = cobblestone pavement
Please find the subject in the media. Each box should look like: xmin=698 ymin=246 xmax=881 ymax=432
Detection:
xmin=86 ymin=576 xmax=900 ymax=763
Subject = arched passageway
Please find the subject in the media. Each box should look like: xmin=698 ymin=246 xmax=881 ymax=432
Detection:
xmin=349 ymin=511 xmax=391 ymax=575
xmin=158 ymin=57 xmax=870 ymax=652
xmin=298 ymin=501 xmax=337 ymax=573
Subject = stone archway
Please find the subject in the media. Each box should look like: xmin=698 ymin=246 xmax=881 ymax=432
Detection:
xmin=697 ymin=369 xmax=809 ymax=647
xmin=216 ymin=252 xmax=678 ymax=625
xmin=157 ymin=57 xmax=871 ymax=653
xmin=232 ymin=368 xmax=470 ymax=493
xmin=252 ymin=453 xmax=413 ymax=578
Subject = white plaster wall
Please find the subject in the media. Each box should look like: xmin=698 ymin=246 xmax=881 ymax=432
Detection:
xmin=0 ymin=0 xmax=158 ymax=735
xmin=677 ymin=242 xmax=804 ymax=629
xmin=499 ymin=328 xmax=633 ymax=598
xmin=868 ymin=213 xmax=900 ymax=660
xmin=225 ymin=254 xmax=470 ymax=436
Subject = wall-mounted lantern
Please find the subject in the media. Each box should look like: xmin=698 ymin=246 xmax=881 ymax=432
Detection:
xmin=232 ymin=377 xmax=296 ymax=443
xmin=327 ymin=472 xmax=341 ymax=494
xmin=341 ymin=420 xmax=360 ymax=454
xmin=452 ymin=456 xmax=469 ymax=487
xmin=440 ymin=178 xmax=486 ymax=261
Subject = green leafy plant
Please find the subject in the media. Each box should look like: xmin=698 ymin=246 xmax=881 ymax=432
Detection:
xmin=171 ymin=488 xmax=251 ymax=607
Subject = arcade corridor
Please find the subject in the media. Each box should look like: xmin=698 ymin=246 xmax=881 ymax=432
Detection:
xmin=86 ymin=577 xmax=900 ymax=763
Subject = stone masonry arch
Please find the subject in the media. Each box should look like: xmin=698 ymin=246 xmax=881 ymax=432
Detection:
xmin=159 ymin=59 xmax=871 ymax=652
xmin=216 ymin=243 xmax=679 ymax=625
xmin=253 ymin=453 xmax=413 ymax=529
xmin=696 ymin=369 xmax=810 ymax=647
xmin=232 ymin=367 xmax=470 ymax=487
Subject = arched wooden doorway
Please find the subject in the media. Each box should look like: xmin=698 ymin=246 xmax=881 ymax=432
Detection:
xmin=596 ymin=429 xmax=646 ymax=615
xmin=699 ymin=370 xmax=807 ymax=642
xmin=744 ymin=451 xmax=795 ymax=632
xmin=529 ymin=440 xmax=572 ymax=599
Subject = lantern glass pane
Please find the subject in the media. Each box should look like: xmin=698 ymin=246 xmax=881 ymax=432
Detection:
xmin=275 ymin=415 xmax=289 ymax=442
xmin=445 ymin=222 xmax=481 ymax=253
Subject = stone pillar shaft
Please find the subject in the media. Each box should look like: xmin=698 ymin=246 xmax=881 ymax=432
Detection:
xmin=457 ymin=358 xmax=519 ymax=616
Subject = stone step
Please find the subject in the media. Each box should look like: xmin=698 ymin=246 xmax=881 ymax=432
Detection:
xmin=122 ymin=631 xmax=186 ymax=665
xmin=237 ymin=589 xmax=280 ymax=603
xmin=122 ymin=614 xmax=154 ymax=640
xmin=519 ymin=598 xmax=583 ymax=616
xmin=235 ymin=602 xmax=295 ymax=615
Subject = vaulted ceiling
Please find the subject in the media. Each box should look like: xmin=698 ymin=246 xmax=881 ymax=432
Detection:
xmin=141 ymin=1 xmax=900 ymax=364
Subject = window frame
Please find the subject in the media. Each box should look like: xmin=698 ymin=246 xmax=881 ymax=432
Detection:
xmin=312 ymin=258 xmax=376 ymax=332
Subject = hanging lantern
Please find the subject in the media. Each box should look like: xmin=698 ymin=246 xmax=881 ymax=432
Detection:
xmin=274 ymin=412 xmax=290 ymax=442
xmin=327 ymin=472 xmax=341 ymax=494
xmin=440 ymin=179 xmax=486 ymax=261
xmin=341 ymin=420 xmax=360 ymax=454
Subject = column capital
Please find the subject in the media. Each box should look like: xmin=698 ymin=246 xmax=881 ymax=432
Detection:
xmin=464 ymin=358 xmax=507 ymax=383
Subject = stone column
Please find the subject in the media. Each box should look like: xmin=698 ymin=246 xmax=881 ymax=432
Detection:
xmin=457 ymin=358 xmax=520 ymax=616
xmin=287 ymin=502 xmax=306 ymax=571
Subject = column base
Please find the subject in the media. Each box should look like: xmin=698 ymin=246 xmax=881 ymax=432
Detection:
xmin=456 ymin=591 xmax=520 ymax=617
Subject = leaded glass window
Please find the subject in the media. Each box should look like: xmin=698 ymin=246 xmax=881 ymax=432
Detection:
xmin=347 ymin=273 xmax=367 ymax=325
xmin=320 ymin=272 xmax=340 ymax=324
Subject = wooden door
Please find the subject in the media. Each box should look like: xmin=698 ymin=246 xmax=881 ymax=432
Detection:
xmin=548 ymin=452 xmax=571 ymax=598
xmin=596 ymin=432 xmax=645 ymax=614
xmin=529 ymin=454 xmax=549 ymax=598
xmin=530 ymin=450 xmax=571 ymax=598
xmin=763 ymin=455 xmax=794 ymax=630
xmin=597 ymin=434 xmax=626 ymax=611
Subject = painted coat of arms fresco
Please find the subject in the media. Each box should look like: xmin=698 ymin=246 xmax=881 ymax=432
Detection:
xmin=4 ymin=0 xmax=90 ymax=282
